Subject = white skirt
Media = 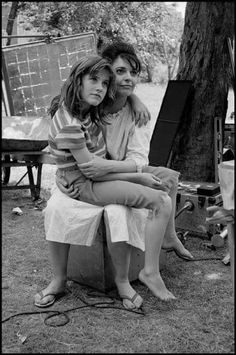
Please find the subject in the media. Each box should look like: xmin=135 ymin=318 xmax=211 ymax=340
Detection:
xmin=43 ymin=186 xmax=148 ymax=251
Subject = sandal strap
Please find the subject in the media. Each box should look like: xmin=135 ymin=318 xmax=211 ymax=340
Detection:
xmin=37 ymin=290 xmax=58 ymax=300
xmin=120 ymin=292 xmax=143 ymax=305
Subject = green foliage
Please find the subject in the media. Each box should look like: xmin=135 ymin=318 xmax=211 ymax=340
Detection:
xmin=17 ymin=1 xmax=184 ymax=82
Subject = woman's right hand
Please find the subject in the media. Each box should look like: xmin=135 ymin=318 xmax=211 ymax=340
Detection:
xmin=56 ymin=175 xmax=80 ymax=199
xmin=78 ymin=155 xmax=110 ymax=179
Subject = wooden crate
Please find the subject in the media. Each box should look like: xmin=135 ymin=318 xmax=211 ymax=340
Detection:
xmin=67 ymin=218 xmax=167 ymax=292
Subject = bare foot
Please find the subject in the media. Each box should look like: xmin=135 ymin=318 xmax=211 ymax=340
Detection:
xmin=162 ymin=234 xmax=194 ymax=260
xmin=139 ymin=269 xmax=176 ymax=301
xmin=34 ymin=278 xmax=66 ymax=306
xmin=115 ymin=278 xmax=143 ymax=309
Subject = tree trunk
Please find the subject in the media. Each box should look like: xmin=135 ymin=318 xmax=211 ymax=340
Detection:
xmin=6 ymin=1 xmax=19 ymax=46
xmin=170 ymin=2 xmax=234 ymax=182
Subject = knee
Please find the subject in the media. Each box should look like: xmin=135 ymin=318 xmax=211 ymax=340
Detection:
xmin=172 ymin=173 xmax=179 ymax=188
xmin=166 ymin=172 xmax=179 ymax=195
xmin=154 ymin=191 xmax=172 ymax=217
xmin=158 ymin=167 xmax=179 ymax=193
xmin=161 ymin=193 xmax=172 ymax=216
xmin=165 ymin=168 xmax=179 ymax=185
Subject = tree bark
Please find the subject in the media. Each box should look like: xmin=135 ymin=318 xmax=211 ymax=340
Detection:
xmin=6 ymin=1 xmax=19 ymax=46
xmin=170 ymin=2 xmax=234 ymax=182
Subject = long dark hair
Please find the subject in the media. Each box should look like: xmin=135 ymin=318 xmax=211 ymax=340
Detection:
xmin=48 ymin=55 xmax=115 ymax=124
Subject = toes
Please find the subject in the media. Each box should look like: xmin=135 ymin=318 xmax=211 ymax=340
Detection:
xmin=123 ymin=299 xmax=136 ymax=309
xmin=167 ymin=291 xmax=177 ymax=300
xmin=34 ymin=292 xmax=54 ymax=305
xmin=121 ymin=293 xmax=143 ymax=310
xmin=181 ymin=248 xmax=194 ymax=259
xmin=161 ymin=292 xmax=176 ymax=301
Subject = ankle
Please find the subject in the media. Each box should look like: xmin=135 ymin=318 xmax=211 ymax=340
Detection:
xmin=164 ymin=233 xmax=178 ymax=241
xmin=50 ymin=277 xmax=67 ymax=288
xmin=140 ymin=268 xmax=158 ymax=278
xmin=115 ymin=276 xmax=129 ymax=285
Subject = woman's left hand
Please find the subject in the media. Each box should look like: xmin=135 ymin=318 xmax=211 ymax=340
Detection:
xmin=133 ymin=102 xmax=151 ymax=127
xmin=78 ymin=156 xmax=110 ymax=179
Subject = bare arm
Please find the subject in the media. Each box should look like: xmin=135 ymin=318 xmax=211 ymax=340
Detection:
xmin=91 ymin=171 xmax=163 ymax=190
xmin=92 ymin=171 xmax=142 ymax=183
xmin=77 ymin=155 xmax=137 ymax=179
xmin=125 ymin=121 xmax=151 ymax=170
xmin=77 ymin=120 xmax=151 ymax=179
xmin=58 ymin=146 xmax=163 ymax=194
xmin=71 ymin=146 xmax=160 ymax=186
xmin=70 ymin=146 xmax=139 ymax=183
xmin=55 ymin=146 xmax=137 ymax=198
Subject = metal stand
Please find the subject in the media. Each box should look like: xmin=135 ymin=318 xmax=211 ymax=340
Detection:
xmin=1 ymin=151 xmax=54 ymax=200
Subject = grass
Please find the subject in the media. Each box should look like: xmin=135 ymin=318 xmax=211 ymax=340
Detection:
xmin=2 ymin=188 xmax=234 ymax=353
xmin=2 ymin=83 xmax=234 ymax=353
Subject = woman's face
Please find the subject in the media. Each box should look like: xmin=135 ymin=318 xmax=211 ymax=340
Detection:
xmin=112 ymin=56 xmax=139 ymax=97
xmin=80 ymin=69 xmax=110 ymax=106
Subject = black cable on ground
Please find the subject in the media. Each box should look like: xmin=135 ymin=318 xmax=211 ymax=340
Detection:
xmin=179 ymin=257 xmax=224 ymax=261
xmin=1 ymin=254 xmax=225 ymax=327
xmin=2 ymin=303 xmax=145 ymax=327
xmin=2 ymin=285 xmax=145 ymax=327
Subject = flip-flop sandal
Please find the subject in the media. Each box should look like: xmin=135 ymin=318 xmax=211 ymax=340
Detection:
xmin=34 ymin=290 xmax=66 ymax=308
xmin=119 ymin=292 xmax=143 ymax=310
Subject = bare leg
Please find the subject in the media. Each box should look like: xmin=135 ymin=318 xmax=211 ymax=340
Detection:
xmin=139 ymin=194 xmax=176 ymax=300
xmin=106 ymin=239 xmax=143 ymax=309
xmin=81 ymin=180 xmax=177 ymax=301
xmin=143 ymin=166 xmax=193 ymax=259
xmin=34 ymin=241 xmax=70 ymax=306
xmin=162 ymin=183 xmax=194 ymax=259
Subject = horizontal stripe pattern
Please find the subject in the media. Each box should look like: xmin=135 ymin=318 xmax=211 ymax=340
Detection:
xmin=48 ymin=104 xmax=106 ymax=169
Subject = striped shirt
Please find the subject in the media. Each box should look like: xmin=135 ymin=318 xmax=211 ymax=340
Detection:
xmin=48 ymin=104 xmax=106 ymax=169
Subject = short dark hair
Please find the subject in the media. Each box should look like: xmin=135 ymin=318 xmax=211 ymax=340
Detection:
xmin=101 ymin=41 xmax=141 ymax=74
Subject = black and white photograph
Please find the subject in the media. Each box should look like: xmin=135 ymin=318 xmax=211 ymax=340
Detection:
xmin=2 ymin=1 xmax=234 ymax=353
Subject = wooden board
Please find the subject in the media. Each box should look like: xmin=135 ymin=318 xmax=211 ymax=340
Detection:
xmin=2 ymin=115 xmax=50 ymax=151
xmin=2 ymin=33 xmax=96 ymax=116
xmin=148 ymin=80 xmax=193 ymax=167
